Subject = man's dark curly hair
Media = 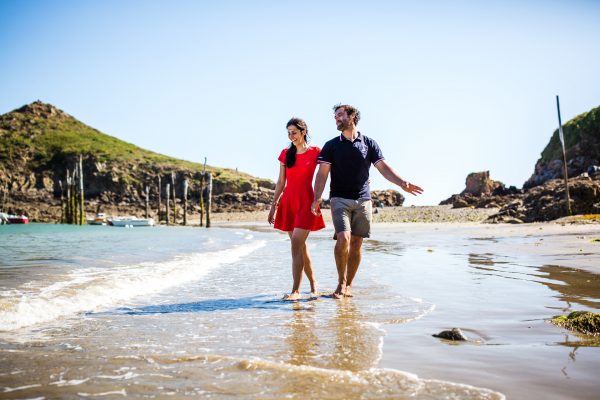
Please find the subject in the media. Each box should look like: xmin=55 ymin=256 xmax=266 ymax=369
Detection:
xmin=332 ymin=103 xmax=361 ymax=126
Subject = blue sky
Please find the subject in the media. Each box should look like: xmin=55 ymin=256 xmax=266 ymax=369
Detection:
xmin=1 ymin=0 xmax=599 ymax=205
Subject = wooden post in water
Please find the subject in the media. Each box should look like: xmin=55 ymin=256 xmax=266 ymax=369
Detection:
xmin=66 ymin=170 xmax=72 ymax=224
xmin=205 ymin=172 xmax=212 ymax=228
xmin=183 ymin=178 xmax=188 ymax=226
xmin=556 ymin=95 xmax=572 ymax=215
xmin=1 ymin=184 xmax=7 ymax=212
xmin=78 ymin=155 xmax=85 ymax=225
xmin=58 ymin=180 xmax=65 ymax=223
xmin=71 ymin=167 xmax=78 ymax=225
xmin=171 ymin=172 xmax=177 ymax=224
xmin=199 ymin=158 xmax=207 ymax=226
xmin=166 ymin=183 xmax=170 ymax=226
xmin=145 ymin=185 xmax=150 ymax=219
xmin=157 ymin=175 xmax=162 ymax=222
xmin=199 ymin=173 xmax=205 ymax=227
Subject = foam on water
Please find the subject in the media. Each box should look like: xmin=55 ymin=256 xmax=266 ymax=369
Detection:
xmin=0 ymin=240 xmax=265 ymax=331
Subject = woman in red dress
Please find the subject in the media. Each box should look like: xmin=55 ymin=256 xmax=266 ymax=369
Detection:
xmin=268 ymin=118 xmax=325 ymax=300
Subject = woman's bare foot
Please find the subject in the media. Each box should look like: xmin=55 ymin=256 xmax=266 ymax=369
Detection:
xmin=283 ymin=292 xmax=301 ymax=301
xmin=309 ymin=280 xmax=318 ymax=297
xmin=344 ymin=286 xmax=353 ymax=297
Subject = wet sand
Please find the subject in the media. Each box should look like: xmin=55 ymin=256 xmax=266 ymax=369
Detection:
xmin=214 ymin=214 xmax=600 ymax=399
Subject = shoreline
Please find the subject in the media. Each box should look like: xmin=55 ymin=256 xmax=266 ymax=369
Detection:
xmin=210 ymin=206 xmax=600 ymax=275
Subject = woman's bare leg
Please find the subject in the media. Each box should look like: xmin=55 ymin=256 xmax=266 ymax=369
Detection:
xmin=284 ymin=228 xmax=310 ymax=300
xmin=302 ymin=241 xmax=317 ymax=296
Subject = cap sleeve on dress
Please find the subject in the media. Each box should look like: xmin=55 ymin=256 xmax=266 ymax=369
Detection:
xmin=278 ymin=148 xmax=287 ymax=164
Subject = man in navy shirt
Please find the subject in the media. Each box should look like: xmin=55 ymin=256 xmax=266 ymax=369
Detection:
xmin=311 ymin=104 xmax=423 ymax=298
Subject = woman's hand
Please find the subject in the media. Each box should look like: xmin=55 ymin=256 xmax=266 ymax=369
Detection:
xmin=268 ymin=204 xmax=276 ymax=224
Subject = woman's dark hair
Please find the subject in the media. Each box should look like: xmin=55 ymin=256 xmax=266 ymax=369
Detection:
xmin=285 ymin=117 xmax=309 ymax=168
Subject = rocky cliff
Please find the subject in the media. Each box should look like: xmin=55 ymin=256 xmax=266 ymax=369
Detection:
xmin=440 ymin=104 xmax=600 ymax=223
xmin=524 ymin=105 xmax=600 ymax=188
xmin=0 ymin=101 xmax=275 ymax=222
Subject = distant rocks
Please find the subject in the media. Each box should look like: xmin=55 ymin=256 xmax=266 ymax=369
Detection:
xmin=488 ymin=176 xmax=600 ymax=223
xmin=440 ymin=171 xmax=522 ymax=210
xmin=371 ymin=189 xmax=405 ymax=207
xmin=441 ymin=104 xmax=600 ymax=223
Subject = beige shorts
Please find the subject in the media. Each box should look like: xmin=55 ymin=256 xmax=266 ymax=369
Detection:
xmin=330 ymin=197 xmax=372 ymax=238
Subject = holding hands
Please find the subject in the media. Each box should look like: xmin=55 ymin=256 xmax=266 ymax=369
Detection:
xmin=310 ymin=199 xmax=322 ymax=217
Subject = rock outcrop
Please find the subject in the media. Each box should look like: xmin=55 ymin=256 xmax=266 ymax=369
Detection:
xmin=487 ymin=176 xmax=600 ymax=223
xmin=440 ymin=171 xmax=519 ymax=209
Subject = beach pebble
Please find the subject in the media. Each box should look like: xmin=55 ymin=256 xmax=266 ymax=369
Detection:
xmin=432 ymin=328 xmax=468 ymax=341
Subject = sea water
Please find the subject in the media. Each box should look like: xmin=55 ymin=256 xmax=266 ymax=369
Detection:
xmin=0 ymin=224 xmax=505 ymax=399
xmin=2 ymin=223 xmax=600 ymax=399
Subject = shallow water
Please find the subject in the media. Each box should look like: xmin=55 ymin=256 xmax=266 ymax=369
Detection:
xmin=1 ymin=223 xmax=599 ymax=399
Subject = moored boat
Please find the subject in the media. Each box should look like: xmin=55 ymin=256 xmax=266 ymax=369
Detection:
xmin=6 ymin=214 xmax=29 ymax=224
xmin=108 ymin=216 xmax=155 ymax=227
xmin=88 ymin=213 xmax=108 ymax=225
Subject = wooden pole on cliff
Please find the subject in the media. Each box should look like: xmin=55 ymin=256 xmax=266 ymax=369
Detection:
xmin=556 ymin=95 xmax=572 ymax=215
xmin=157 ymin=175 xmax=162 ymax=222
xmin=183 ymin=178 xmax=188 ymax=226
xmin=205 ymin=172 xmax=212 ymax=228
xmin=78 ymin=155 xmax=85 ymax=225
xmin=166 ymin=183 xmax=170 ymax=226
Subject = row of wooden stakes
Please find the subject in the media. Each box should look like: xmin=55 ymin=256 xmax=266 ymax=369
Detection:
xmin=60 ymin=156 xmax=214 ymax=227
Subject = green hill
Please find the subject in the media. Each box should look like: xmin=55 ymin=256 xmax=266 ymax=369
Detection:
xmin=0 ymin=101 xmax=273 ymax=221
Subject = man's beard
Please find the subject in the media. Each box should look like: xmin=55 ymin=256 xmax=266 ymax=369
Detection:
xmin=336 ymin=121 xmax=350 ymax=131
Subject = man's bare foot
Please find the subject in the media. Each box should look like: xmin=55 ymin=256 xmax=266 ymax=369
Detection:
xmin=282 ymin=292 xmax=300 ymax=301
xmin=332 ymin=283 xmax=346 ymax=299
xmin=344 ymin=286 xmax=353 ymax=297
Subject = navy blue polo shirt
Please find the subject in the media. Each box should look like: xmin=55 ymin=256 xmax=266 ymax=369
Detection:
xmin=317 ymin=132 xmax=384 ymax=200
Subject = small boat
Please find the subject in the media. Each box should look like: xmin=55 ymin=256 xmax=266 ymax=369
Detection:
xmin=6 ymin=214 xmax=29 ymax=224
xmin=89 ymin=213 xmax=108 ymax=225
xmin=108 ymin=216 xmax=155 ymax=227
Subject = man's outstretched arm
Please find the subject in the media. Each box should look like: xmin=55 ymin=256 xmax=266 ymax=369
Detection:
xmin=311 ymin=163 xmax=331 ymax=215
xmin=374 ymin=160 xmax=423 ymax=196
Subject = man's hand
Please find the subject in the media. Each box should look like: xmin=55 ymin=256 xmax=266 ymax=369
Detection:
xmin=400 ymin=180 xmax=424 ymax=196
xmin=311 ymin=199 xmax=322 ymax=216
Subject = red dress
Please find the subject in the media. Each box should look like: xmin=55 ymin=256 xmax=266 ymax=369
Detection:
xmin=274 ymin=146 xmax=326 ymax=232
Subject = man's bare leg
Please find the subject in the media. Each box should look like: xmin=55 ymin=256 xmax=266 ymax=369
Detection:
xmin=344 ymin=235 xmax=363 ymax=297
xmin=333 ymin=231 xmax=351 ymax=298
xmin=284 ymin=228 xmax=310 ymax=300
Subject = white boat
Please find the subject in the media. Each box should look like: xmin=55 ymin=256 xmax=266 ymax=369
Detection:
xmin=89 ymin=213 xmax=108 ymax=225
xmin=108 ymin=216 xmax=155 ymax=227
